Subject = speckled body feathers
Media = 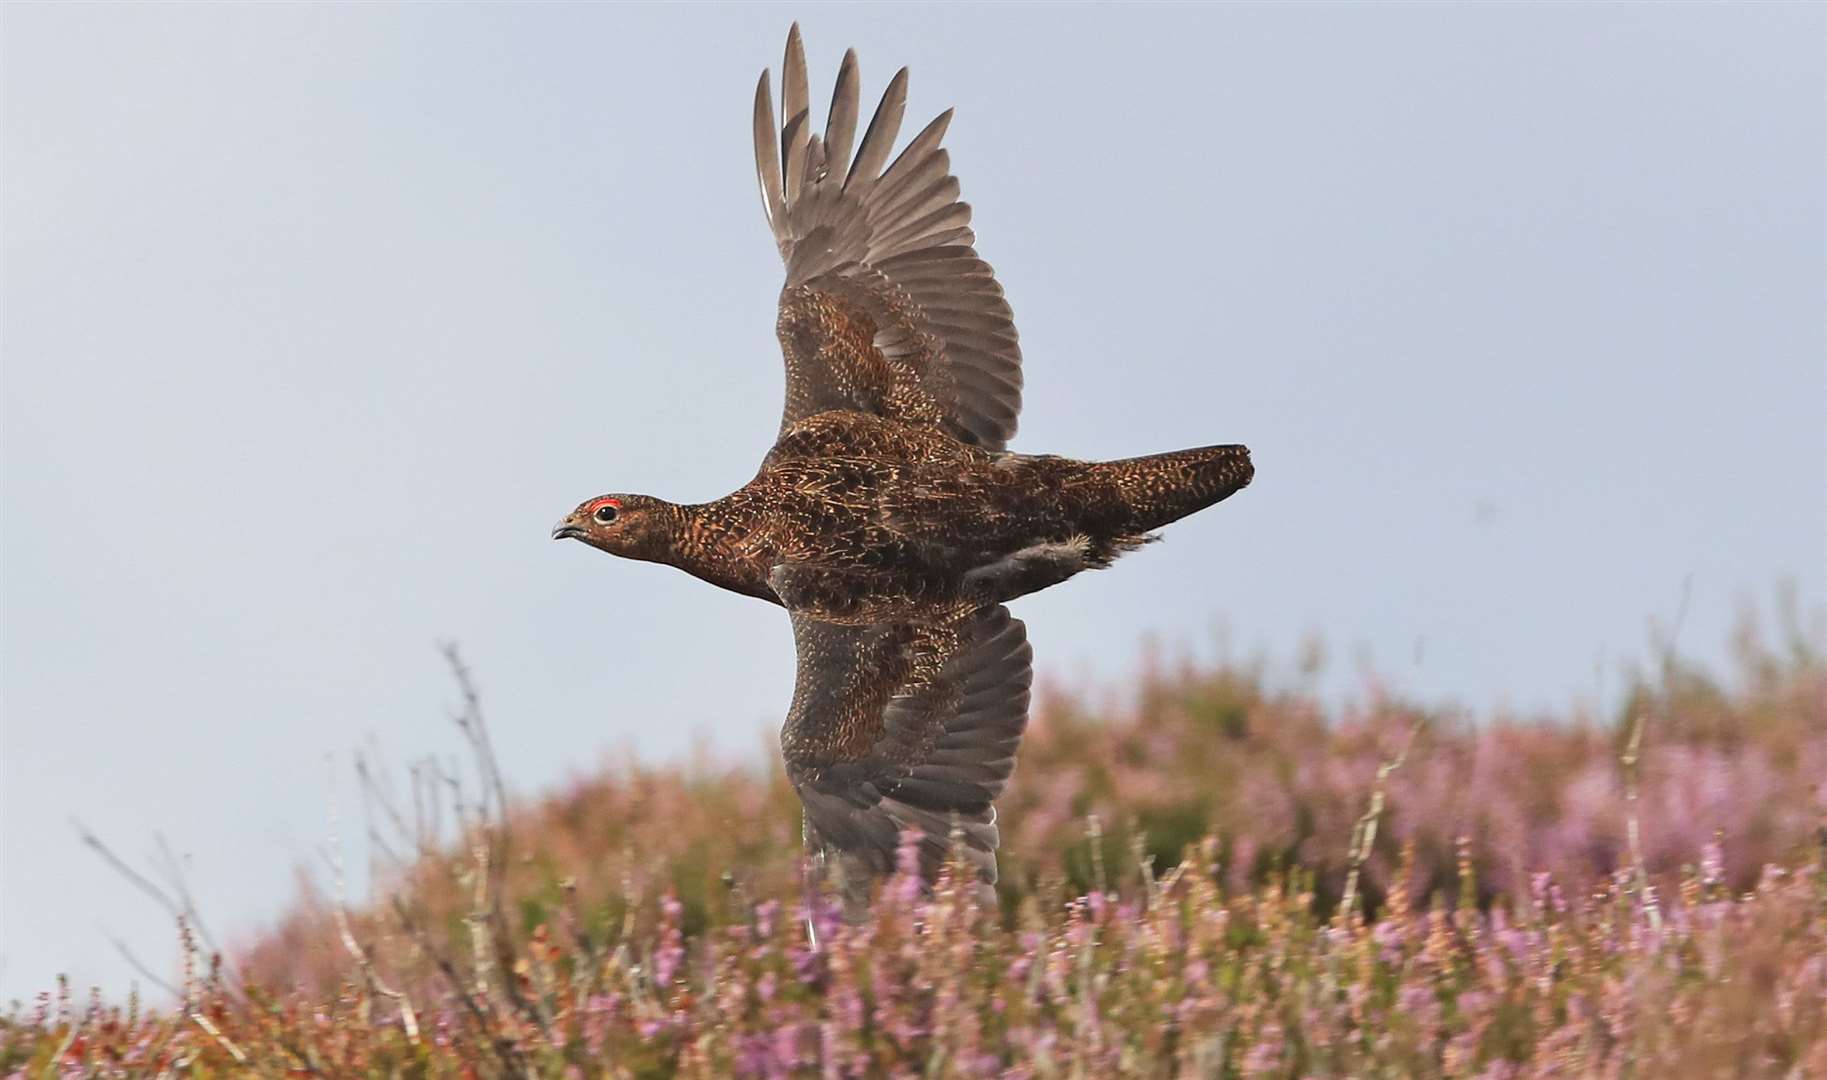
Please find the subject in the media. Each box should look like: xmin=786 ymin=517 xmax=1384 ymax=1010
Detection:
xmin=667 ymin=412 xmax=1252 ymax=626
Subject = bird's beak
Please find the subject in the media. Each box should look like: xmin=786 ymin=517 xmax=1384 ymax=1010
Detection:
xmin=552 ymin=518 xmax=584 ymax=541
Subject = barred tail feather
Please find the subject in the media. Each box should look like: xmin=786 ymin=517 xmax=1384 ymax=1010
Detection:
xmin=1084 ymin=444 xmax=1253 ymax=535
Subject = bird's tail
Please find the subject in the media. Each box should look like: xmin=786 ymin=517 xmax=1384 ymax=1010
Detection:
xmin=1073 ymin=443 xmax=1254 ymax=536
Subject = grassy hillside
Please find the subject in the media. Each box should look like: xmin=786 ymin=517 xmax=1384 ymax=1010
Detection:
xmin=5 ymin=620 xmax=1824 ymax=1077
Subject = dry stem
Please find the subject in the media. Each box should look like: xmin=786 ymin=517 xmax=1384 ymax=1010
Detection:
xmin=328 ymin=771 xmax=422 ymax=1043
xmin=1337 ymin=717 xmax=1425 ymax=928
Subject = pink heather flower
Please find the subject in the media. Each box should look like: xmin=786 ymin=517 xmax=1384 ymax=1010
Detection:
xmin=831 ymin=985 xmax=865 ymax=1033
xmin=755 ymin=899 xmax=780 ymax=939
xmin=788 ymin=938 xmax=822 ymax=985
xmin=772 ymin=1022 xmax=805 ymax=1072
xmin=1457 ymin=989 xmax=1494 ymax=1019
xmin=636 ymin=1015 xmax=673 ymax=1040
xmin=1529 ymin=871 xmax=1553 ymax=915
xmin=1700 ymin=838 xmax=1725 ymax=888
xmin=1397 ymin=983 xmax=1440 ymax=1033
xmin=653 ymin=898 xmax=685 ymax=988
xmin=884 ymin=830 xmax=926 ymax=907
xmin=813 ymin=897 xmax=845 ymax=943
xmin=1241 ymin=1024 xmax=1285 ymax=1075
xmin=733 ymin=1033 xmax=771 ymax=1076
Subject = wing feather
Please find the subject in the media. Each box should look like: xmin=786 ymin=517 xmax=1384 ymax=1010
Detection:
xmin=824 ymin=49 xmax=860 ymax=177
xmin=780 ymin=110 xmax=811 ymax=208
xmin=781 ymin=25 xmax=811 ymax=204
xmin=846 ymin=67 xmax=908 ymax=193
xmin=755 ymin=29 xmax=1023 ymax=450
xmin=781 ymin=606 xmax=1032 ymax=891
xmin=872 ymin=119 xmax=953 ymax=210
xmin=752 ymin=73 xmax=785 ymax=239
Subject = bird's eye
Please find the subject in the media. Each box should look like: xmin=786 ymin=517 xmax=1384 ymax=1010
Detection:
xmin=592 ymin=503 xmax=619 ymax=525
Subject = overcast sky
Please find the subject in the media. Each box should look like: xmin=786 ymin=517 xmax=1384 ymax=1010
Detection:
xmin=4 ymin=3 xmax=1822 ymax=1000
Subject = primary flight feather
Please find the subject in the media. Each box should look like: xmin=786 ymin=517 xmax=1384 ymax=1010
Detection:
xmin=555 ymin=25 xmax=1253 ymax=908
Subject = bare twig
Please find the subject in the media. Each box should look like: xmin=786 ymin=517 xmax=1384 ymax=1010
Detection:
xmin=76 ymin=820 xmax=241 ymax=998
xmin=392 ymin=896 xmax=531 ymax=1079
xmin=441 ymin=642 xmax=511 ymax=829
xmin=75 ymin=820 xmax=183 ymax=916
xmin=438 ymin=755 xmax=476 ymax=836
xmin=154 ymin=834 xmax=223 ymax=962
xmin=1620 ymin=712 xmax=1660 ymax=932
xmin=1337 ymin=717 xmax=1425 ymax=928
xmin=101 ymin=928 xmax=182 ymax=1000
xmin=439 ymin=643 xmax=549 ymax=1037
xmin=558 ymin=876 xmax=603 ymax=992
xmin=1130 ymin=829 xmax=1160 ymax=910
xmin=466 ymin=836 xmax=505 ymax=1010
xmin=328 ymin=770 xmax=422 ymax=1044
xmin=48 ymin=985 xmax=79 ymax=1066
xmin=271 ymin=1032 xmax=328 ymax=1079
xmin=187 ymin=1010 xmax=248 ymax=1066
xmin=1622 ymin=578 xmax=1691 ymax=934
xmin=354 ymin=752 xmax=414 ymax=870
xmin=154 ymin=1049 xmax=196 ymax=1080
xmin=414 ymin=756 xmax=445 ymax=858
xmin=173 ymin=916 xmax=247 ymax=1066
xmin=1086 ymin=813 xmax=1108 ymax=897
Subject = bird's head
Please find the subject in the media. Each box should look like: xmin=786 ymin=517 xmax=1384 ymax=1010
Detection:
xmin=551 ymin=494 xmax=679 ymax=562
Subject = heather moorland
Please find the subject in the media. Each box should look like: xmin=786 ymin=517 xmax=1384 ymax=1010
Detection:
xmin=5 ymin=610 xmax=1824 ymax=1077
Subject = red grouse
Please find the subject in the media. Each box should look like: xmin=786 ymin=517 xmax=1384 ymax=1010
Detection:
xmin=555 ymin=26 xmax=1252 ymax=906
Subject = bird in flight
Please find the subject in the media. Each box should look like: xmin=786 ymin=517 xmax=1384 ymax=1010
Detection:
xmin=554 ymin=26 xmax=1252 ymax=909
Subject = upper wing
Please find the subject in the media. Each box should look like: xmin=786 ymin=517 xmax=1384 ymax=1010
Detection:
xmin=755 ymin=25 xmax=1023 ymax=450
xmin=780 ymin=605 xmax=1032 ymax=891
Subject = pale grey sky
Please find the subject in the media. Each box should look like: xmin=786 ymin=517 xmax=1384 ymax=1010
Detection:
xmin=3 ymin=3 xmax=1823 ymax=999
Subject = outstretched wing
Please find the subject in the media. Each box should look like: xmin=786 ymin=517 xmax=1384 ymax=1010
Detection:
xmin=780 ymin=605 xmax=1032 ymax=891
xmin=755 ymin=25 xmax=1023 ymax=451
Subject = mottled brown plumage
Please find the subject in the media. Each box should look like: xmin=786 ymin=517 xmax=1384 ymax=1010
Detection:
xmin=554 ymin=26 xmax=1253 ymax=906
